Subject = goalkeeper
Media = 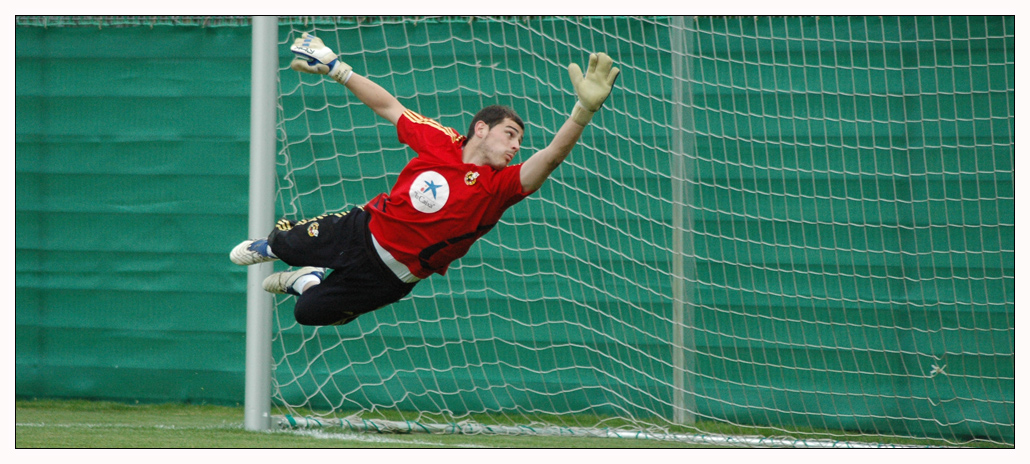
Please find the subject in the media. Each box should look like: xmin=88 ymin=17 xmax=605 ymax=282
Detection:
xmin=231 ymin=33 xmax=619 ymax=326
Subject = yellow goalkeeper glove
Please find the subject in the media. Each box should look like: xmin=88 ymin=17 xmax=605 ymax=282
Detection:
xmin=567 ymin=52 xmax=620 ymax=126
xmin=289 ymin=33 xmax=353 ymax=85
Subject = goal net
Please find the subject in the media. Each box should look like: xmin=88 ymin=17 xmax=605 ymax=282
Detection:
xmin=267 ymin=16 xmax=1014 ymax=447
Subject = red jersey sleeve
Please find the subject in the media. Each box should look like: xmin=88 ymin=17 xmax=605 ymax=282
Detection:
xmin=397 ymin=110 xmax=466 ymax=163
xmin=490 ymin=162 xmax=534 ymax=205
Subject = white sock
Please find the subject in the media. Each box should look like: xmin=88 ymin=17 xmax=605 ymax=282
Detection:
xmin=292 ymin=274 xmax=321 ymax=295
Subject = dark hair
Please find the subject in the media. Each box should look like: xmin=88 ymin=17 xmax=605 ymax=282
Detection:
xmin=463 ymin=105 xmax=524 ymax=146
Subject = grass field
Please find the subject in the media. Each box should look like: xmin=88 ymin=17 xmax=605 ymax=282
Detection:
xmin=15 ymin=399 xmax=707 ymax=449
xmin=15 ymin=398 xmax=1012 ymax=450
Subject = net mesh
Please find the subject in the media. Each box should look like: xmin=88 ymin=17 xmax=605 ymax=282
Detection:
xmin=270 ymin=16 xmax=1014 ymax=446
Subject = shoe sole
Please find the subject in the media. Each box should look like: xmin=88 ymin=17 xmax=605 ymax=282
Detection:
xmin=262 ymin=267 xmax=324 ymax=294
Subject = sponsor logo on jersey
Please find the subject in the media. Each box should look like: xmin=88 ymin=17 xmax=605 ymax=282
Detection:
xmin=409 ymin=171 xmax=449 ymax=213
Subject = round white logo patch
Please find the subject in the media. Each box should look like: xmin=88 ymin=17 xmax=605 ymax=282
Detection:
xmin=409 ymin=171 xmax=449 ymax=213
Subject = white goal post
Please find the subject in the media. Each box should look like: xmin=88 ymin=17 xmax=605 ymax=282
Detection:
xmin=244 ymin=15 xmax=279 ymax=432
xmin=246 ymin=16 xmax=1014 ymax=447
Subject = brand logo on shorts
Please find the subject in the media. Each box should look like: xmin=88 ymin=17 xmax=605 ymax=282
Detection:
xmin=409 ymin=171 xmax=449 ymax=213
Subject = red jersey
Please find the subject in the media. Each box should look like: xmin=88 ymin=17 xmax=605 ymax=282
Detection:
xmin=365 ymin=110 xmax=532 ymax=279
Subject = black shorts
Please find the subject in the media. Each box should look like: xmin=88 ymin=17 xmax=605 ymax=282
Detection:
xmin=266 ymin=207 xmax=418 ymax=326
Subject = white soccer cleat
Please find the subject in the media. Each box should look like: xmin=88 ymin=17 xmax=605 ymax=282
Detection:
xmin=230 ymin=238 xmax=278 ymax=266
xmin=262 ymin=267 xmax=326 ymax=295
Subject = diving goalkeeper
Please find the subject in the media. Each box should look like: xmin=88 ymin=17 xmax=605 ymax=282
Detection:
xmin=230 ymin=33 xmax=619 ymax=326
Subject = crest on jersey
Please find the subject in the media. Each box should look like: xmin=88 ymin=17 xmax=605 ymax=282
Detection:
xmin=307 ymin=222 xmax=320 ymax=237
xmin=464 ymin=171 xmax=479 ymax=186
xmin=409 ymin=171 xmax=449 ymax=213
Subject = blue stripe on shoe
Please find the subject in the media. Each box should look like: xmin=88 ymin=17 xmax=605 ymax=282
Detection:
xmin=248 ymin=239 xmax=271 ymax=257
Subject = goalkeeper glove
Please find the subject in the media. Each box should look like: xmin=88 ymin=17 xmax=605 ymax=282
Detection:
xmin=567 ymin=52 xmax=620 ymax=126
xmin=290 ymin=33 xmax=354 ymax=85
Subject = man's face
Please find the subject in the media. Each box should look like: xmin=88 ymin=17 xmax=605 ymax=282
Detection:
xmin=478 ymin=118 xmax=524 ymax=170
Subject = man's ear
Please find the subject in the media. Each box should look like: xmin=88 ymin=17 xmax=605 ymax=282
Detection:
xmin=474 ymin=120 xmax=490 ymax=138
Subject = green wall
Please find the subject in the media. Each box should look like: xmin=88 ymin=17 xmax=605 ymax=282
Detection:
xmin=16 ymin=23 xmax=253 ymax=404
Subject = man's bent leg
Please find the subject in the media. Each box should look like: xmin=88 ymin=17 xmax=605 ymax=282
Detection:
xmin=266 ymin=211 xmax=355 ymax=268
xmin=291 ymin=266 xmax=418 ymax=326
xmin=268 ymin=206 xmax=418 ymax=326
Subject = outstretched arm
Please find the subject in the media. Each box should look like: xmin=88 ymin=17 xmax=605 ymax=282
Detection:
xmin=520 ymin=52 xmax=619 ymax=192
xmin=342 ymin=73 xmax=405 ymax=125
xmin=290 ymin=33 xmax=406 ymax=125
xmin=519 ymin=117 xmax=588 ymax=193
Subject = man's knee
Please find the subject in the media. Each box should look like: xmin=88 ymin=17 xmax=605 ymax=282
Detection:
xmin=292 ymin=288 xmax=356 ymax=326
xmin=265 ymin=222 xmax=291 ymax=256
xmin=293 ymin=303 xmax=358 ymax=326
